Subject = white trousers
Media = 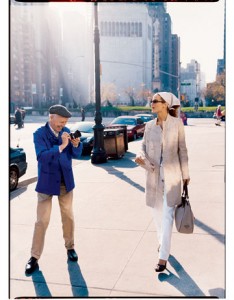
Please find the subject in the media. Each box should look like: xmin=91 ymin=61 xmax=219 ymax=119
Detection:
xmin=151 ymin=167 xmax=175 ymax=261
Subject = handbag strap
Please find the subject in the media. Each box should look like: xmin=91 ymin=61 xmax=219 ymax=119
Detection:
xmin=183 ymin=182 xmax=188 ymax=197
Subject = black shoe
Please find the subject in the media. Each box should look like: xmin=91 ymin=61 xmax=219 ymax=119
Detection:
xmin=155 ymin=262 xmax=167 ymax=272
xmin=25 ymin=257 xmax=38 ymax=275
xmin=67 ymin=249 xmax=78 ymax=262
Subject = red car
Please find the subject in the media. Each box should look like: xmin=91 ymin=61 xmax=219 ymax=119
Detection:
xmin=109 ymin=116 xmax=145 ymax=141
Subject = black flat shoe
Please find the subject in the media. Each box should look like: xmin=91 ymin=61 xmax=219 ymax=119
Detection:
xmin=67 ymin=249 xmax=78 ymax=262
xmin=155 ymin=263 xmax=167 ymax=272
xmin=25 ymin=257 xmax=38 ymax=275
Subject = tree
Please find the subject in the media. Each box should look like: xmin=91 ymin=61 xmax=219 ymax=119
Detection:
xmin=204 ymin=72 xmax=225 ymax=106
xmin=101 ymin=83 xmax=117 ymax=104
xmin=125 ymin=87 xmax=136 ymax=106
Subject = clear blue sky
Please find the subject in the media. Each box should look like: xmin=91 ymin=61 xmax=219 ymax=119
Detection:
xmin=167 ymin=0 xmax=225 ymax=83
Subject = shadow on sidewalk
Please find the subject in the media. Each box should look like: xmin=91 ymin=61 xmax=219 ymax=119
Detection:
xmin=158 ymin=255 xmax=205 ymax=297
xmin=67 ymin=260 xmax=89 ymax=297
xmin=194 ymin=219 xmax=225 ymax=245
xmin=31 ymin=269 xmax=52 ymax=297
xmin=98 ymin=153 xmax=145 ymax=193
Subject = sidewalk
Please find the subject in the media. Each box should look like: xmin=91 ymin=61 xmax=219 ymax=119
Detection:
xmin=10 ymin=120 xmax=225 ymax=298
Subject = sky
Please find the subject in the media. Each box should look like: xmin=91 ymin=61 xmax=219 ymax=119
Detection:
xmin=167 ymin=0 xmax=225 ymax=83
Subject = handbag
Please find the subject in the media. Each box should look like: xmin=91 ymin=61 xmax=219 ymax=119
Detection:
xmin=175 ymin=183 xmax=194 ymax=234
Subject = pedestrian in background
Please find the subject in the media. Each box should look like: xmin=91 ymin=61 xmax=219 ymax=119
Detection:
xmin=14 ymin=107 xmax=23 ymax=129
xmin=215 ymin=104 xmax=222 ymax=126
xmin=81 ymin=108 xmax=85 ymax=121
xmin=25 ymin=105 xmax=83 ymax=275
xmin=135 ymin=92 xmax=190 ymax=272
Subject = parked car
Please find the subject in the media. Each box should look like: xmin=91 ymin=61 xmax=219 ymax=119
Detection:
xmin=109 ymin=116 xmax=145 ymax=141
xmin=10 ymin=114 xmax=15 ymax=124
xmin=135 ymin=113 xmax=155 ymax=123
xmin=10 ymin=147 xmax=28 ymax=191
xmin=69 ymin=121 xmax=95 ymax=154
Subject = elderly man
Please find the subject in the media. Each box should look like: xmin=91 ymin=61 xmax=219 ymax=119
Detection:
xmin=25 ymin=105 xmax=83 ymax=275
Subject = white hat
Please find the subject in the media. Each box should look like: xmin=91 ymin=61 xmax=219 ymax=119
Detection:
xmin=155 ymin=92 xmax=180 ymax=108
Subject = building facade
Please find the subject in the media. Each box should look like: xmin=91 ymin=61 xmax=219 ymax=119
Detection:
xmin=98 ymin=3 xmax=153 ymax=105
xmin=10 ymin=1 xmax=183 ymax=110
xmin=180 ymin=59 xmax=202 ymax=106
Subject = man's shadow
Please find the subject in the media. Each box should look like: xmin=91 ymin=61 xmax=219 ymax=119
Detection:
xmin=67 ymin=260 xmax=89 ymax=297
xmin=29 ymin=261 xmax=88 ymax=297
xmin=158 ymin=255 xmax=205 ymax=297
xmin=31 ymin=269 xmax=52 ymax=297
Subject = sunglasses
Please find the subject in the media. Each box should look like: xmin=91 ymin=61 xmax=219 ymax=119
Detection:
xmin=150 ymin=99 xmax=164 ymax=104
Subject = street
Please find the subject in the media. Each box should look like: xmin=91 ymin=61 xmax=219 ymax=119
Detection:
xmin=9 ymin=116 xmax=225 ymax=298
xmin=10 ymin=116 xmax=224 ymax=187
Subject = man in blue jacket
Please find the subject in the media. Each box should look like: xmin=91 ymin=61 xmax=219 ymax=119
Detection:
xmin=25 ymin=105 xmax=83 ymax=275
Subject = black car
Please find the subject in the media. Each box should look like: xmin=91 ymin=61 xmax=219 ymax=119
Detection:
xmin=69 ymin=121 xmax=95 ymax=155
xmin=10 ymin=147 xmax=28 ymax=191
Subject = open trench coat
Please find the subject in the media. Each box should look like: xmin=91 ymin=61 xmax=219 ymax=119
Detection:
xmin=138 ymin=114 xmax=190 ymax=208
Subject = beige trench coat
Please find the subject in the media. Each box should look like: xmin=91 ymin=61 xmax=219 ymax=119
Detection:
xmin=138 ymin=115 xmax=190 ymax=208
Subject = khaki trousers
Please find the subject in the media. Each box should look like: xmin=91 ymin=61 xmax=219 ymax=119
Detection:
xmin=31 ymin=185 xmax=75 ymax=260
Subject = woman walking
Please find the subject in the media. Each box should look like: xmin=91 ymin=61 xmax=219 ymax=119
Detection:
xmin=135 ymin=92 xmax=190 ymax=272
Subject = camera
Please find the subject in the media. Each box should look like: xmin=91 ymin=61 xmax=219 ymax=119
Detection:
xmin=69 ymin=130 xmax=81 ymax=139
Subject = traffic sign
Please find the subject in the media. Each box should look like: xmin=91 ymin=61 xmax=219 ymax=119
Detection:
xmin=181 ymin=82 xmax=191 ymax=86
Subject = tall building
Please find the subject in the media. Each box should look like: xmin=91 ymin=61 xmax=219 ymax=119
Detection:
xmin=180 ymin=59 xmax=201 ymax=106
xmin=10 ymin=2 xmax=36 ymax=109
xmin=148 ymin=3 xmax=179 ymax=96
xmin=98 ymin=3 xmax=153 ymax=105
xmin=171 ymin=34 xmax=180 ymax=97
xmin=10 ymin=1 xmax=62 ymax=109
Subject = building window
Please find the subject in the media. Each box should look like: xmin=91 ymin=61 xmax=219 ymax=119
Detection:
xmin=148 ymin=25 xmax=152 ymax=40
xmin=100 ymin=21 xmax=143 ymax=38
xmin=112 ymin=22 xmax=115 ymax=36
xmin=134 ymin=22 xmax=138 ymax=37
xmin=120 ymin=22 xmax=123 ymax=36
xmin=130 ymin=22 xmax=134 ymax=36
xmin=108 ymin=22 xmax=111 ymax=36
xmin=116 ymin=22 xmax=119 ymax=36
xmin=123 ymin=22 xmax=127 ymax=36
xmin=139 ymin=22 xmax=142 ymax=37
xmin=127 ymin=22 xmax=130 ymax=37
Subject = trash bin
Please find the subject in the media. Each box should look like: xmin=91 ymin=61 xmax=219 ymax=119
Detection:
xmin=105 ymin=125 xmax=128 ymax=152
xmin=104 ymin=128 xmax=125 ymax=159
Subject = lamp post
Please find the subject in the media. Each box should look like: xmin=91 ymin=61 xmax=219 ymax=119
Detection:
xmin=91 ymin=2 xmax=107 ymax=164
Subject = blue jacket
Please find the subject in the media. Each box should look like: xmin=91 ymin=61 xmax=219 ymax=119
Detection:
xmin=34 ymin=122 xmax=83 ymax=195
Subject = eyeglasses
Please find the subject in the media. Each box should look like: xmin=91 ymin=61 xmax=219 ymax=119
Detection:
xmin=150 ymin=99 xmax=164 ymax=104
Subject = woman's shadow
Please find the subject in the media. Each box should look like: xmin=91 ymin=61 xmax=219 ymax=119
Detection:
xmin=158 ymin=255 xmax=205 ymax=297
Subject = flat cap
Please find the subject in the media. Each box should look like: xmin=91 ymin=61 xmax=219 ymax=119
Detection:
xmin=49 ymin=104 xmax=72 ymax=118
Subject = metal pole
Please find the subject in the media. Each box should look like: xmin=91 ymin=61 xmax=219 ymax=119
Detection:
xmin=91 ymin=2 xmax=107 ymax=164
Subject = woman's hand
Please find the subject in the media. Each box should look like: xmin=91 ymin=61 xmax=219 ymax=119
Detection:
xmin=135 ymin=156 xmax=145 ymax=165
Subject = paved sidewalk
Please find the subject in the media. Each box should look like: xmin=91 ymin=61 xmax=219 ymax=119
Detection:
xmin=10 ymin=120 xmax=225 ymax=298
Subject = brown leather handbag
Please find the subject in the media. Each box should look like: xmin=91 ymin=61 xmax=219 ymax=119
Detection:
xmin=175 ymin=183 xmax=194 ymax=234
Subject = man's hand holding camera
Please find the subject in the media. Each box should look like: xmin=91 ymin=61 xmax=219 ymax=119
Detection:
xmin=69 ymin=130 xmax=81 ymax=148
xmin=59 ymin=131 xmax=81 ymax=152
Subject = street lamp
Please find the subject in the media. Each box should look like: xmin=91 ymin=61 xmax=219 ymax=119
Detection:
xmin=91 ymin=2 xmax=107 ymax=164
